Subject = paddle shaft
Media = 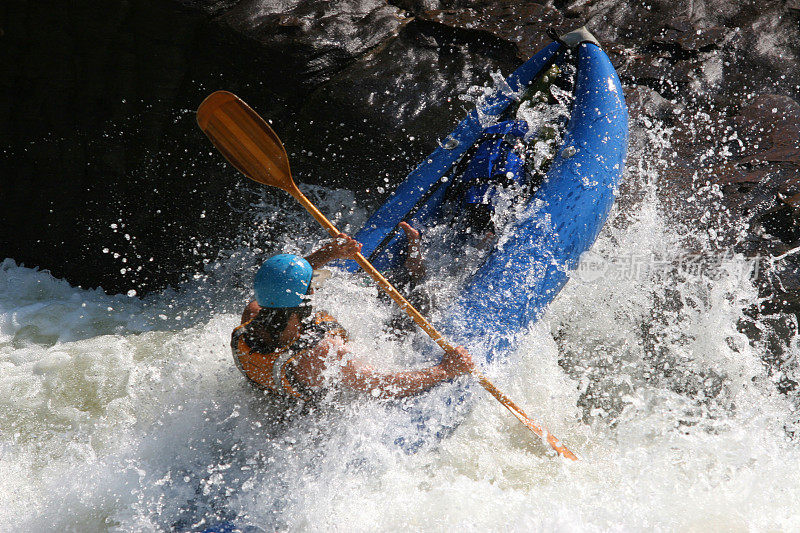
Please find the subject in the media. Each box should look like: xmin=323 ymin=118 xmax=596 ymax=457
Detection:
xmin=290 ymin=187 xmax=578 ymax=461
xmin=289 ymin=188 xmax=447 ymax=347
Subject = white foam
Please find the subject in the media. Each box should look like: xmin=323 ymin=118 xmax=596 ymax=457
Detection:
xmin=2 ymin=118 xmax=800 ymax=532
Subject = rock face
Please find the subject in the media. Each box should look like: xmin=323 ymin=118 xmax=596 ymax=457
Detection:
xmin=0 ymin=0 xmax=517 ymax=294
xmin=1 ymin=0 xmax=799 ymax=312
xmin=1 ymin=0 xmax=265 ymax=295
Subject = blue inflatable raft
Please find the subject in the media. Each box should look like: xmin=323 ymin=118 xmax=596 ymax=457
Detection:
xmin=348 ymin=27 xmax=629 ymax=451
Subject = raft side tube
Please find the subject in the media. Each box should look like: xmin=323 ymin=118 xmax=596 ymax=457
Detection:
xmin=448 ymin=41 xmax=629 ymax=357
xmin=349 ymin=42 xmax=562 ymax=270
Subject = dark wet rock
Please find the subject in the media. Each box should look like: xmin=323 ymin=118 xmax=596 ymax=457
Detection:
xmin=577 ymin=0 xmax=800 ymax=320
xmin=414 ymin=1 xmax=564 ymax=59
xmin=653 ymin=26 xmax=728 ymax=52
xmin=285 ymin=22 xmax=516 ymax=189
xmin=665 ymin=16 xmax=693 ymax=33
xmin=624 ymin=84 xmax=685 ymax=123
xmin=713 ymin=94 xmax=800 ymax=211
xmin=0 ymin=0 xmax=247 ymax=295
xmin=2 ymin=0 xmax=799 ymax=312
xmin=734 ymin=95 xmax=800 ymax=168
xmin=0 ymin=0 xmax=519 ymax=294
xmin=656 ymin=92 xmax=800 ymax=317
xmin=213 ymin=0 xmax=406 ymax=88
xmin=735 ymin=95 xmax=800 ymax=263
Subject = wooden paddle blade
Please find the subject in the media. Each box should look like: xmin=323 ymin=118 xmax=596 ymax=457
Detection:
xmin=196 ymin=91 xmax=297 ymax=194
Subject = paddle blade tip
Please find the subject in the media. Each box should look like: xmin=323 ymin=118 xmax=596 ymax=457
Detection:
xmin=194 ymin=91 xmax=298 ymax=194
xmin=560 ymin=449 xmax=579 ymax=461
xmin=197 ymin=90 xmax=238 ymax=130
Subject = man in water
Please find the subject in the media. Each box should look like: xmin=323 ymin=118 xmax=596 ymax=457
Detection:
xmin=232 ymin=223 xmax=475 ymax=403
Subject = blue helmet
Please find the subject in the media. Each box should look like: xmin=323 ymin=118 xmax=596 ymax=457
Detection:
xmin=254 ymin=254 xmax=313 ymax=308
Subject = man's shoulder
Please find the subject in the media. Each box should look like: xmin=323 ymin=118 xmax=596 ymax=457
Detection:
xmin=242 ymin=300 xmax=260 ymax=323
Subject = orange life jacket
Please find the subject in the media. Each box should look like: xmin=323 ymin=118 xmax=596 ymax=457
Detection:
xmin=231 ymin=311 xmax=348 ymax=401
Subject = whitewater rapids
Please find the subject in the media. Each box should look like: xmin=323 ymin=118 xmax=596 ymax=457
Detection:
xmin=2 ymin=119 xmax=800 ymax=531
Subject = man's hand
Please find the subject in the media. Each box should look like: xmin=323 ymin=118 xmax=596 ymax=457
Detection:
xmin=399 ymin=221 xmax=425 ymax=281
xmin=307 ymin=233 xmax=363 ymax=268
xmin=327 ymin=233 xmax=362 ymax=261
xmin=440 ymin=346 xmax=476 ymax=378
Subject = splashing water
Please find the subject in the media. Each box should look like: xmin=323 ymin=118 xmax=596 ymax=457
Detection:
xmin=3 ymin=103 xmax=800 ymax=532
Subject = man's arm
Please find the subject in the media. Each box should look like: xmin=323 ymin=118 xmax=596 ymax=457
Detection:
xmin=340 ymin=346 xmax=475 ymax=398
xmin=305 ymin=233 xmax=362 ymax=269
